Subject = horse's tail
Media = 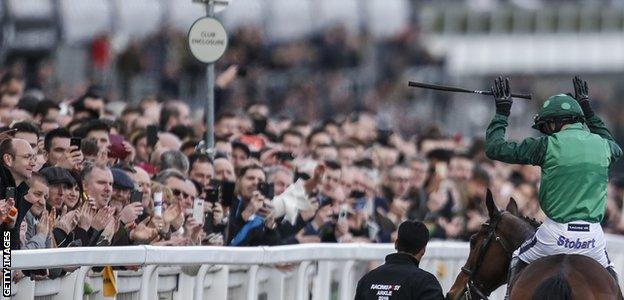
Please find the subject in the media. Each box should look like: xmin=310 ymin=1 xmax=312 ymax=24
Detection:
xmin=531 ymin=271 xmax=572 ymax=300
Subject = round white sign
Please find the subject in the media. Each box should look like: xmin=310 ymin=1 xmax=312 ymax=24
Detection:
xmin=187 ymin=17 xmax=228 ymax=63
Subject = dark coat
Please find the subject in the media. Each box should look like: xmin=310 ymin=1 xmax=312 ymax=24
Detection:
xmin=226 ymin=196 xmax=280 ymax=246
xmin=0 ymin=163 xmax=31 ymax=249
xmin=355 ymin=253 xmax=444 ymax=300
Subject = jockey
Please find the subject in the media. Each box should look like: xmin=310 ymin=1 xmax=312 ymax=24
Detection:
xmin=484 ymin=76 xmax=622 ymax=296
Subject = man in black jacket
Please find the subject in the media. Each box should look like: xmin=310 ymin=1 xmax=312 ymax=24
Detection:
xmin=0 ymin=138 xmax=36 ymax=249
xmin=355 ymin=220 xmax=444 ymax=300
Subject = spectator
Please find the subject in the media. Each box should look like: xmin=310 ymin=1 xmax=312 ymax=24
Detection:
xmin=215 ymin=112 xmax=238 ymax=140
xmin=0 ymin=73 xmax=25 ymax=98
xmin=280 ymin=130 xmax=304 ymax=158
xmin=83 ymin=163 xmax=113 ymax=209
xmin=231 ymin=141 xmax=250 ymax=171
xmin=128 ymin=165 xmax=153 ymax=218
xmin=0 ymin=138 xmax=36 ymax=249
xmin=160 ymin=150 xmax=190 ymax=175
xmin=43 ymin=128 xmax=81 ymax=170
xmin=159 ymin=101 xmax=191 ymax=131
xmin=78 ymin=120 xmax=111 ymax=149
xmin=11 ymin=121 xmax=40 ymax=150
xmin=407 ymin=156 xmax=430 ymax=220
xmin=40 ymin=167 xmax=75 ymax=211
xmin=156 ymin=168 xmax=196 ymax=217
xmin=188 ymin=153 xmax=214 ymax=194
xmin=22 ymin=173 xmax=52 ymax=250
xmin=227 ymin=163 xmax=279 ymax=246
xmin=268 ymin=166 xmax=293 ymax=197
xmin=214 ymin=157 xmax=236 ymax=181
xmin=34 ymin=99 xmax=60 ymax=123
xmin=110 ymin=168 xmax=136 ymax=215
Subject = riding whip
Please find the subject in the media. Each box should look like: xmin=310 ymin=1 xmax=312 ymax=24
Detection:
xmin=408 ymin=81 xmax=532 ymax=100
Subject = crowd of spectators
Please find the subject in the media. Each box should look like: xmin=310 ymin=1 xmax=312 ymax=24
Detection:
xmin=1 ymin=67 xmax=624 ymax=280
xmin=0 ymin=22 xmax=623 ymax=284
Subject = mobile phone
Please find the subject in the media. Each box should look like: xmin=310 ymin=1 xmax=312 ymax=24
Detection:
xmin=153 ymin=192 xmax=163 ymax=217
xmin=220 ymin=180 xmax=235 ymax=207
xmin=205 ymin=188 xmax=219 ymax=203
xmin=275 ymin=151 xmax=295 ymax=161
xmin=147 ymin=125 xmax=159 ymax=148
xmin=130 ymin=190 xmax=143 ymax=204
xmin=349 ymin=190 xmax=366 ymax=199
xmin=206 ymin=179 xmax=222 ymax=203
xmin=257 ymin=182 xmax=274 ymax=199
xmin=6 ymin=187 xmax=15 ymax=199
xmin=193 ymin=198 xmax=205 ymax=225
xmin=70 ymin=137 xmax=82 ymax=151
xmin=338 ymin=204 xmax=348 ymax=221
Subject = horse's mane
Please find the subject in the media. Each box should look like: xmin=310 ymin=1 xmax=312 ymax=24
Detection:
xmin=521 ymin=215 xmax=542 ymax=229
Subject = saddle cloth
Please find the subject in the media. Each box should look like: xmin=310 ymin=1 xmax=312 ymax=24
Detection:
xmin=514 ymin=216 xmax=612 ymax=268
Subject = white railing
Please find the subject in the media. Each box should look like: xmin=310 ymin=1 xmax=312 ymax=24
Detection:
xmin=6 ymin=234 xmax=624 ymax=300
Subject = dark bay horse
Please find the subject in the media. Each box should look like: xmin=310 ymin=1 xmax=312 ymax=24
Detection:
xmin=445 ymin=189 xmax=621 ymax=300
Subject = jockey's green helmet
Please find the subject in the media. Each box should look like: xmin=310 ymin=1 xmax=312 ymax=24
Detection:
xmin=532 ymin=94 xmax=584 ymax=132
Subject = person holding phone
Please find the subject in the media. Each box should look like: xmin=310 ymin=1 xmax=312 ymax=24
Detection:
xmin=227 ymin=163 xmax=280 ymax=246
xmin=41 ymin=128 xmax=84 ymax=170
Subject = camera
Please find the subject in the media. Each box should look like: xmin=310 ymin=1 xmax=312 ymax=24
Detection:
xmin=257 ymin=182 xmax=274 ymax=199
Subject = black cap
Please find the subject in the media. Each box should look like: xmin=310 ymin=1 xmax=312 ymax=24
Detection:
xmin=111 ymin=168 xmax=135 ymax=190
xmin=40 ymin=167 xmax=76 ymax=186
xmin=396 ymin=220 xmax=430 ymax=254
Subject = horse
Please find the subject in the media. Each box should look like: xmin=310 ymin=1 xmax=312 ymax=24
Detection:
xmin=445 ymin=189 xmax=621 ymax=300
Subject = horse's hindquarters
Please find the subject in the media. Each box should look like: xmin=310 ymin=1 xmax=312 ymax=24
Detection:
xmin=511 ymin=254 xmax=620 ymax=300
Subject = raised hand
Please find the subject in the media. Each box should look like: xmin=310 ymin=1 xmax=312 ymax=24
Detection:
xmin=212 ymin=203 xmax=224 ymax=226
xmin=183 ymin=217 xmax=203 ymax=245
xmin=164 ymin=202 xmax=185 ymax=231
xmin=491 ymin=76 xmax=513 ymax=117
xmin=119 ymin=202 xmax=143 ymax=225
xmin=56 ymin=209 xmax=79 ymax=234
xmin=57 ymin=146 xmax=83 ymax=171
xmin=205 ymin=233 xmax=224 ymax=246
xmin=573 ymin=76 xmax=589 ymax=102
xmin=78 ymin=202 xmax=95 ymax=231
xmin=36 ymin=210 xmax=51 ymax=236
xmin=0 ymin=199 xmax=16 ymax=227
xmin=48 ymin=208 xmax=57 ymax=231
xmin=130 ymin=217 xmax=158 ymax=244
xmin=91 ymin=206 xmax=115 ymax=231
xmin=149 ymin=215 xmax=166 ymax=234
xmin=101 ymin=218 xmax=117 ymax=242
xmin=163 ymin=202 xmax=182 ymax=225
xmin=572 ymin=76 xmax=593 ymax=118
xmin=304 ymin=163 xmax=326 ymax=194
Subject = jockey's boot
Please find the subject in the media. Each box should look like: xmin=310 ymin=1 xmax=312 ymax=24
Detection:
xmin=504 ymin=256 xmax=528 ymax=300
xmin=607 ymin=266 xmax=619 ymax=283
